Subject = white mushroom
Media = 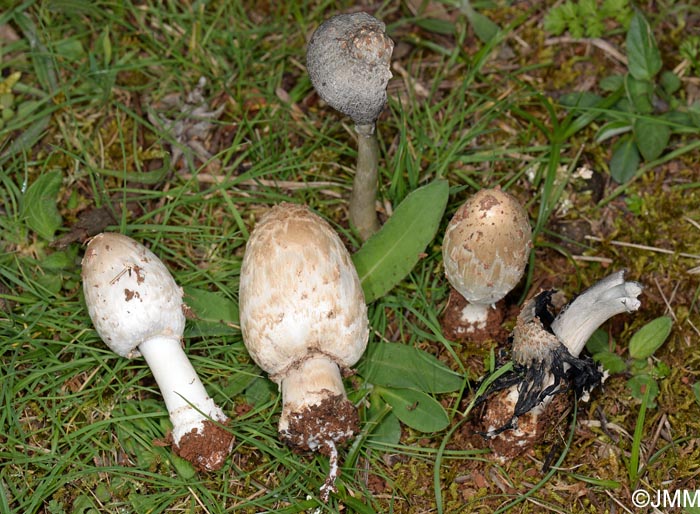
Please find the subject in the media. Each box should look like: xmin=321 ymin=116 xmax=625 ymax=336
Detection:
xmin=239 ymin=203 xmax=369 ymax=500
xmin=480 ymin=270 xmax=643 ymax=458
xmin=82 ymin=233 xmax=234 ymax=471
xmin=442 ymin=187 xmax=532 ymax=339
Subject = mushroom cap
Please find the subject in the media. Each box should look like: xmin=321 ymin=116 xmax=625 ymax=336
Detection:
xmin=239 ymin=203 xmax=369 ymax=379
xmin=306 ymin=12 xmax=394 ymax=126
xmin=442 ymin=188 xmax=532 ymax=305
xmin=81 ymin=233 xmax=185 ymax=358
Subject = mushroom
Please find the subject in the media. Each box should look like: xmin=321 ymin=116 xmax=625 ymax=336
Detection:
xmin=441 ymin=187 xmax=532 ymax=341
xmin=239 ymin=203 xmax=369 ymax=500
xmin=306 ymin=12 xmax=394 ymax=241
xmin=81 ymin=233 xmax=234 ymax=471
xmin=478 ymin=270 xmax=643 ymax=458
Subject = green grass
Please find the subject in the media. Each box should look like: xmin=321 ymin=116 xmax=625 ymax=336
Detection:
xmin=2 ymin=1 xmax=700 ymax=513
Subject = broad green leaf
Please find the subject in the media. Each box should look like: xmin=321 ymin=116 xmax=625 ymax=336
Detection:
xmin=245 ymin=376 xmax=277 ymax=406
xmin=690 ymin=101 xmax=700 ymax=128
xmin=464 ymin=9 xmax=499 ymax=44
xmin=626 ymin=374 xmax=659 ymax=407
xmin=169 ymin=453 xmax=197 ymax=480
xmin=366 ymin=398 xmax=401 ymax=444
xmin=54 ymin=38 xmax=85 ymax=61
xmin=660 ymin=70 xmax=681 ymax=95
xmin=629 ymin=316 xmax=672 ymax=359
xmin=357 ymin=342 xmax=463 ymax=393
xmin=692 ymin=382 xmax=700 ymax=406
xmin=626 ymin=11 xmax=661 ymax=81
xmin=353 ymin=179 xmax=448 ymax=303
xmin=35 ymin=272 xmax=63 ymax=295
xmin=609 ymin=135 xmax=640 ymax=183
xmin=41 ymin=249 xmax=75 ymax=270
xmin=71 ymin=494 xmax=98 ymax=514
xmin=183 ymin=286 xmax=239 ymax=336
xmin=599 ymin=74 xmax=624 ymax=92
xmin=634 ymin=118 xmax=671 ymax=161
xmin=595 ymin=120 xmax=632 ymax=143
xmin=629 ymin=358 xmax=649 ymax=374
xmin=585 ymin=329 xmax=613 ymax=354
xmin=21 ymin=170 xmax=63 ymax=240
xmin=377 ymin=386 xmax=449 ymax=432
xmin=625 ymin=75 xmax=654 ymax=114
xmin=183 ymin=286 xmax=239 ymax=324
xmin=593 ymin=351 xmax=627 ymax=375
xmin=221 ymin=370 xmax=258 ymax=399
xmin=368 ymin=411 xmax=401 ymax=444
xmin=559 ymin=91 xmax=603 ymax=109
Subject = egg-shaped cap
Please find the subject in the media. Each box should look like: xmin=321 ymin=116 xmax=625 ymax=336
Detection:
xmin=239 ymin=203 xmax=369 ymax=378
xmin=442 ymin=188 xmax=532 ymax=305
xmin=306 ymin=12 xmax=394 ymax=126
xmin=81 ymin=233 xmax=185 ymax=358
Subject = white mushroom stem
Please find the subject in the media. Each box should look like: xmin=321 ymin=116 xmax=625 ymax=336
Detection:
xmin=460 ymin=302 xmax=490 ymax=326
xmin=278 ymin=355 xmax=345 ymax=434
xmin=552 ymin=270 xmax=643 ymax=357
xmin=138 ymin=335 xmax=228 ymax=445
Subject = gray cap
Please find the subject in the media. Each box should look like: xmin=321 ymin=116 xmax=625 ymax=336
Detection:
xmin=306 ymin=12 xmax=394 ymax=125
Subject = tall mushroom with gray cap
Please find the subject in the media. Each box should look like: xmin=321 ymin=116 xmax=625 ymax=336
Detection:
xmin=477 ymin=270 xmax=643 ymax=458
xmin=82 ymin=233 xmax=234 ymax=471
xmin=307 ymin=12 xmax=394 ymax=240
xmin=239 ymin=203 xmax=369 ymax=501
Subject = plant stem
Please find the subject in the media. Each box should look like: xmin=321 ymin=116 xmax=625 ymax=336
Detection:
xmin=629 ymin=383 xmax=650 ymax=486
xmin=350 ymin=123 xmax=380 ymax=241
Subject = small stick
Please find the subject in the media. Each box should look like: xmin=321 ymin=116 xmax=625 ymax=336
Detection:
xmin=585 ymin=235 xmax=700 ymax=260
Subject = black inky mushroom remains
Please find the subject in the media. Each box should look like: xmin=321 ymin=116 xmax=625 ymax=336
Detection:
xmin=474 ymin=270 xmax=643 ymax=458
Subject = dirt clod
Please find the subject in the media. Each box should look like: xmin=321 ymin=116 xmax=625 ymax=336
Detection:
xmin=281 ymin=394 xmax=358 ymax=454
xmin=441 ymin=287 xmax=507 ymax=344
xmin=173 ymin=419 xmax=235 ymax=471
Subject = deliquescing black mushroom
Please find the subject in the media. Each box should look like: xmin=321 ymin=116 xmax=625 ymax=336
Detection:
xmin=476 ymin=270 xmax=643 ymax=458
xmin=306 ymin=12 xmax=394 ymax=241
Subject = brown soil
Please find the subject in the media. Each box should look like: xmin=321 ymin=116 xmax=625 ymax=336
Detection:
xmin=441 ymin=287 xmax=508 ymax=344
xmin=281 ymin=394 xmax=359 ymax=454
xmin=173 ymin=419 xmax=235 ymax=471
xmin=478 ymin=388 xmax=573 ymax=460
